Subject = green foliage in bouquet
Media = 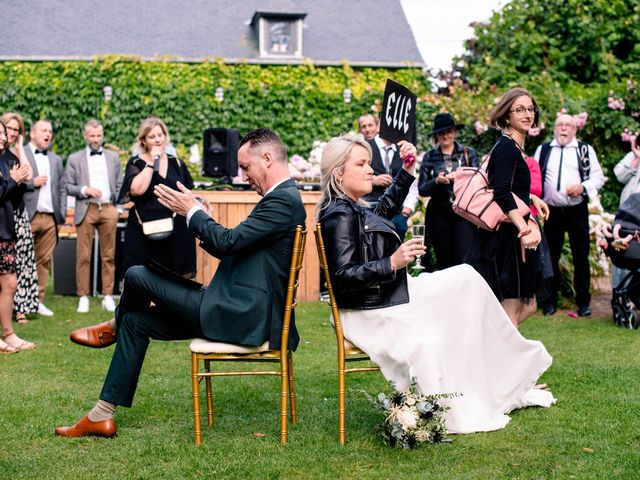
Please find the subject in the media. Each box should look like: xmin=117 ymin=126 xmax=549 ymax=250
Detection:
xmin=366 ymin=380 xmax=459 ymax=449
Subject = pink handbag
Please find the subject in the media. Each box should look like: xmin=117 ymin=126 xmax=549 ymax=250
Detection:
xmin=452 ymin=162 xmax=530 ymax=231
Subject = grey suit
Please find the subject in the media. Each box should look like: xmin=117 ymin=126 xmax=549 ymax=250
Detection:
xmin=23 ymin=145 xmax=67 ymax=223
xmin=65 ymin=148 xmax=123 ymax=224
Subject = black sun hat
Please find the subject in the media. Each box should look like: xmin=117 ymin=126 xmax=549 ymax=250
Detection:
xmin=428 ymin=113 xmax=465 ymax=136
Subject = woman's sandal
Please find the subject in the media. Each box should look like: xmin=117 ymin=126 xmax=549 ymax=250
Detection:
xmin=0 ymin=339 xmax=19 ymax=354
xmin=15 ymin=313 xmax=29 ymax=324
xmin=2 ymin=332 xmax=36 ymax=351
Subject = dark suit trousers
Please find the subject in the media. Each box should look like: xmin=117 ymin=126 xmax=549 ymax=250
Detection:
xmin=99 ymin=265 xmax=206 ymax=407
xmin=543 ymin=201 xmax=591 ymax=308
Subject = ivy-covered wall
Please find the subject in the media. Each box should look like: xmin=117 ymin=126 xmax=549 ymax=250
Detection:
xmin=0 ymin=57 xmax=436 ymax=161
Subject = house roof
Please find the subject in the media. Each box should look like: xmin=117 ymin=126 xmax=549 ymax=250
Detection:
xmin=3 ymin=0 xmax=423 ymax=67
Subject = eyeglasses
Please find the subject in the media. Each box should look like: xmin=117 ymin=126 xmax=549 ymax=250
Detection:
xmin=555 ymin=122 xmax=576 ymax=128
xmin=509 ymin=106 xmax=538 ymax=116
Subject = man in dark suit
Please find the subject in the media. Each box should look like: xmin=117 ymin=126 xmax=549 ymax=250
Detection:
xmin=65 ymin=119 xmax=123 ymax=314
xmin=23 ymin=120 xmax=67 ymax=316
xmin=55 ymin=128 xmax=306 ymax=438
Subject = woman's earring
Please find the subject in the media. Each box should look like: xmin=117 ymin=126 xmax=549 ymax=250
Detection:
xmin=506 ymin=119 xmax=510 ymax=126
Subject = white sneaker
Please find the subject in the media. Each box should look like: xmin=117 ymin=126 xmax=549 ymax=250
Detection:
xmin=38 ymin=302 xmax=54 ymax=316
xmin=77 ymin=296 xmax=90 ymax=313
xmin=101 ymin=295 xmax=116 ymax=312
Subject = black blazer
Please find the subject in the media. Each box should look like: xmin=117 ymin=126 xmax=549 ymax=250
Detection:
xmin=0 ymin=154 xmax=21 ymax=240
xmin=364 ymin=138 xmax=403 ymax=202
xmin=319 ymin=169 xmax=415 ymax=310
xmin=191 ymin=179 xmax=307 ymax=350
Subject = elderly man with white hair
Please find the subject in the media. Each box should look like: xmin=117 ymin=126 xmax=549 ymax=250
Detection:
xmin=534 ymin=114 xmax=606 ymax=317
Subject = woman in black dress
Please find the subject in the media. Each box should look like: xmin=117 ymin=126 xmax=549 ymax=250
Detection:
xmin=418 ymin=113 xmax=478 ymax=269
xmin=118 ymin=117 xmax=196 ymax=277
xmin=0 ymin=121 xmax=36 ymax=352
xmin=466 ymin=88 xmax=548 ymax=327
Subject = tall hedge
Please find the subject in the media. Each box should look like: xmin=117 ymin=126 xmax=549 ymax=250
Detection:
xmin=0 ymin=57 xmax=436 ymax=161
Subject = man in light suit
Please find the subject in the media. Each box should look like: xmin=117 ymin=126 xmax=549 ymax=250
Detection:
xmin=66 ymin=120 xmax=123 ymax=314
xmin=55 ymin=128 xmax=306 ymax=438
xmin=23 ymin=120 xmax=67 ymax=316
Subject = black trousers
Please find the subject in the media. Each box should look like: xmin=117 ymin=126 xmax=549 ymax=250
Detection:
xmin=99 ymin=266 xmax=206 ymax=407
xmin=543 ymin=201 xmax=591 ymax=308
xmin=426 ymin=206 xmax=475 ymax=270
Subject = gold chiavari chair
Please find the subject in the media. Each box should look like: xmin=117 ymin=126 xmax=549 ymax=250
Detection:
xmin=190 ymin=225 xmax=306 ymax=445
xmin=314 ymin=223 xmax=380 ymax=445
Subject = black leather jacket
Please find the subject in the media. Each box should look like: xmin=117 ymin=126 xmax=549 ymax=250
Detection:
xmin=319 ymin=169 xmax=415 ymax=309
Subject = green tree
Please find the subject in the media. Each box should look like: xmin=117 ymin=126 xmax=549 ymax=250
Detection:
xmin=457 ymin=0 xmax=640 ymax=87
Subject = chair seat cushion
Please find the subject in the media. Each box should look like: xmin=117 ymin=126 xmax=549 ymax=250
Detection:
xmin=190 ymin=338 xmax=271 ymax=354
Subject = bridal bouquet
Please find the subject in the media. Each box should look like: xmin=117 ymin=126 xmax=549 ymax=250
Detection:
xmin=368 ymin=380 xmax=458 ymax=449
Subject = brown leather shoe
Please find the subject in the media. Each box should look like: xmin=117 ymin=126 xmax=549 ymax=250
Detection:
xmin=69 ymin=321 xmax=117 ymax=348
xmin=55 ymin=415 xmax=116 ymax=438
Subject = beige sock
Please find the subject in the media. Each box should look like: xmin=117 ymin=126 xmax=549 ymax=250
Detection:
xmin=87 ymin=399 xmax=116 ymax=422
xmin=108 ymin=318 xmax=117 ymax=332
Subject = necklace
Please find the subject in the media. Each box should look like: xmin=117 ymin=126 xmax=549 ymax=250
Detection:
xmin=503 ymin=132 xmax=525 ymax=156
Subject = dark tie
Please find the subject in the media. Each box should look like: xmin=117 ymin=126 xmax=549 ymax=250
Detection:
xmin=556 ymin=146 xmax=564 ymax=191
xmin=35 ymin=149 xmax=47 ymax=155
xmin=90 ymin=149 xmax=102 ymax=156
xmin=383 ymin=146 xmax=392 ymax=174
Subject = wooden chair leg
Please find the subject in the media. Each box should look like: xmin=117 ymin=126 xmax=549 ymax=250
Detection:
xmin=288 ymin=354 xmax=297 ymax=424
xmin=191 ymin=353 xmax=203 ymax=445
xmin=338 ymin=360 xmax=346 ymax=445
xmin=204 ymin=359 xmax=214 ymax=428
xmin=279 ymin=358 xmax=289 ymax=445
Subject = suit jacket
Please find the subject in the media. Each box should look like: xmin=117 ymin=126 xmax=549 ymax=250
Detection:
xmin=363 ymin=138 xmax=402 ymax=202
xmin=189 ymin=179 xmax=306 ymax=350
xmin=23 ymin=145 xmax=67 ymax=223
xmin=65 ymin=148 xmax=123 ymax=224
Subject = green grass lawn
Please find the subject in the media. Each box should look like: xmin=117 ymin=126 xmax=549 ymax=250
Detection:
xmin=1 ymin=292 xmax=639 ymax=480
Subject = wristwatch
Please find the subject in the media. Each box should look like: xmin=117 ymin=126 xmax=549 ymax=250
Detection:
xmin=145 ymin=163 xmax=154 ymax=169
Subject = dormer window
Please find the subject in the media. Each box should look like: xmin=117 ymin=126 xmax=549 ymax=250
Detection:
xmin=251 ymin=12 xmax=306 ymax=58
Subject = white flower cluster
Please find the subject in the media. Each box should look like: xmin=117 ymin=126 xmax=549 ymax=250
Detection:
xmin=288 ymin=140 xmax=325 ymax=182
xmin=369 ymin=380 xmax=456 ymax=449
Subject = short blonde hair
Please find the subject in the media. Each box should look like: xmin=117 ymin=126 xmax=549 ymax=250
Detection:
xmin=317 ymin=133 xmax=372 ymax=217
xmin=134 ymin=116 xmax=171 ymax=153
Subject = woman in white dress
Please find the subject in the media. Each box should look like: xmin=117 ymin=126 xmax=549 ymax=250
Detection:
xmin=317 ymin=133 xmax=555 ymax=434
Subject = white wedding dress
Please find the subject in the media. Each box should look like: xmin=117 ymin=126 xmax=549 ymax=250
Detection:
xmin=338 ymin=264 xmax=556 ymax=434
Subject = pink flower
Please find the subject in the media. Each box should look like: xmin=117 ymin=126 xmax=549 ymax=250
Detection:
xmin=474 ymin=120 xmax=488 ymax=135
xmin=527 ymin=127 xmax=541 ymax=137
xmin=573 ymin=112 xmax=588 ymax=130
xmin=608 ymin=97 xmax=625 ymax=110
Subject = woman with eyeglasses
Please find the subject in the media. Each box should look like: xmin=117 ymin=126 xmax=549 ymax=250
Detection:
xmin=0 ymin=112 xmax=38 ymax=324
xmin=418 ymin=112 xmax=478 ymax=269
xmin=466 ymin=88 xmax=549 ymax=327
xmin=0 ymin=120 xmax=36 ymax=352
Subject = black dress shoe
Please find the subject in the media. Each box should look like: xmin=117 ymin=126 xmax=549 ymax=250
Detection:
xmin=578 ymin=306 xmax=591 ymax=317
xmin=542 ymin=305 xmax=557 ymax=316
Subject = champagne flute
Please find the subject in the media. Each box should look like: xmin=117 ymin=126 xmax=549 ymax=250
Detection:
xmin=411 ymin=224 xmax=425 ymax=271
xmin=443 ymin=155 xmax=453 ymax=174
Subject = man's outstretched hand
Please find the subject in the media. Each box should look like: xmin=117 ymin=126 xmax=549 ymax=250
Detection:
xmin=155 ymin=182 xmax=199 ymax=217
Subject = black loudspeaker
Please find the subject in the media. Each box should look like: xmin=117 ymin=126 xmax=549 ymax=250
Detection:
xmin=202 ymin=128 xmax=240 ymax=179
xmin=53 ymin=237 xmax=81 ymax=295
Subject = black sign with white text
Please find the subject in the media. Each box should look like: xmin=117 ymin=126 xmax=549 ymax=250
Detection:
xmin=379 ymin=79 xmax=417 ymax=144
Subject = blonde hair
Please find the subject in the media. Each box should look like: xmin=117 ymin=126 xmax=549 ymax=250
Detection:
xmin=133 ymin=116 xmax=171 ymax=154
xmin=316 ymin=133 xmax=372 ymax=218
xmin=0 ymin=112 xmax=25 ymax=143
